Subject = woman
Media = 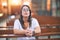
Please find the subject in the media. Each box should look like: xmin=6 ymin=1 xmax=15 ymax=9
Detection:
xmin=14 ymin=5 xmax=41 ymax=40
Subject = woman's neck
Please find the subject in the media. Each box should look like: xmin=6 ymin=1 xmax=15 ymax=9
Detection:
xmin=23 ymin=17 xmax=28 ymax=22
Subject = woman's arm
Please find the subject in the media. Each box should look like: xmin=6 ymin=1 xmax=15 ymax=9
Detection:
xmin=32 ymin=18 xmax=41 ymax=34
xmin=14 ymin=19 xmax=26 ymax=35
xmin=14 ymin=29 xmax=26 ymax=35
xmin=34 ymin=26 xmax=41 ymax=33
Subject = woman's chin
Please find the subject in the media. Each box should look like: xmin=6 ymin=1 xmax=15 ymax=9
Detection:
xmin=23 ymin=15 xmax=29 ymax=17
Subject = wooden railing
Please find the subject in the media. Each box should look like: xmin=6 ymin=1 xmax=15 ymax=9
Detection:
xmin=0 ymin=26 xmax=60 ymax=40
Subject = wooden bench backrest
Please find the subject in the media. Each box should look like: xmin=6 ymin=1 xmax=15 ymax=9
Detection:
xmin=7 ymin=15 xmax=60 ymax=26
xmin=32 ymin=15 xmax=60 ymax=25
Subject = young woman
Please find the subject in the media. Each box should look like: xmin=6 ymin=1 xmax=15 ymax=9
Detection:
xmin=14 ymin=5 xmax=41 ymax=40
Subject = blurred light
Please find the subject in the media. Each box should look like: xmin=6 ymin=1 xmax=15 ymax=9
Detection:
xmin=2 ymin=2 xmax=7 ymax=6
xmin=0 ymin=13 xmax=3 ymax=17
xmin=23 ymin=1 xmax=30 ymax=5
xmin=10 ymin=0 xmax=21 ymax=5
xmin=47 ymin=0 xmax=50 ymax=11
xmin=23 ymin=0 xmax=32 ymax=7
xmin=10 ymin=15 xmax=15 ymax=19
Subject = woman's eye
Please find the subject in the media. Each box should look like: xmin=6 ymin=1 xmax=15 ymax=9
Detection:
xmin=23 ymin=9 xmax=29 ymax=11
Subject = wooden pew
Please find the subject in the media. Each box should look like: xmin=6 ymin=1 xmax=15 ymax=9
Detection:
xmin=32 ymin=15 xmax=60 ymax=40
xmin=0 ymin=16 xmax=60 ymax=40
xmin=0 ymin=27 xmax=60 ymax=40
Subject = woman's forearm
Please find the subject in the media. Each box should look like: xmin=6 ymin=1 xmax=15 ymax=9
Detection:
xmin=14 ymin=29 xmax=26 ymax=35
xmin=34 ymin=26 xmax=41 ymax=33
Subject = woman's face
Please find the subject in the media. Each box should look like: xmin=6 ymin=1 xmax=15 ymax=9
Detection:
xmin=22 ymin=6 xmax=30 ymax=17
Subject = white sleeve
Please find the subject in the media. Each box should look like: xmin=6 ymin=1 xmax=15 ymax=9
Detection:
xmin=14 ymin=19 xmax=19 ymax=29
xmin=32 ymin=18 xmax=40 ymax=28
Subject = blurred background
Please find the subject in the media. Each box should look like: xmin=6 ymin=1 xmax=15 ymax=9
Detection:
xmin=0 ymin=0 xmax=60 ymax=40
xmin=0 ymin=0 xmax=60 ymax=26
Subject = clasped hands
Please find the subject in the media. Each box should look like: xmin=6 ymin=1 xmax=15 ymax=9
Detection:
xmin=24 ymin=29 xmax=34 ymax=37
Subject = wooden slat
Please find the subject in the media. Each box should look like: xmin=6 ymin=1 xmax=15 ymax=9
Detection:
xmin=35 ymin=32 xmax=60 ymax=36
xmin=37 ymin=38 xmax=60 ymax=40
xmin=0 ymin=32 xmax=60 ymax=38
xmin=0 ymin=30 xmax=13 ymax=34
xmin=41 ymin=28 xmax=60 ymax=33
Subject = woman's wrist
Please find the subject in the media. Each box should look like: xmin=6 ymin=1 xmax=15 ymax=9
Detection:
xmin=33 ymin=31 xmax=35 ymax=35
xmin=23 ymin=30 xmax=26 ymax=34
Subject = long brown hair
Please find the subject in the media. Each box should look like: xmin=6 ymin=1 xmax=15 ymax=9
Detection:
xmin=19 ymin=5 xmax=31 ymax=29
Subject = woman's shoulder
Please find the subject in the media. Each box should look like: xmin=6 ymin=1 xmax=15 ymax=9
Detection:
xmin=31 ymin=18 xmax=37 ymax=20
xmin=14 ymin=19 xmax=20 ymax=22
xmin=31 ymin=18 xmax=38 ymax=21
